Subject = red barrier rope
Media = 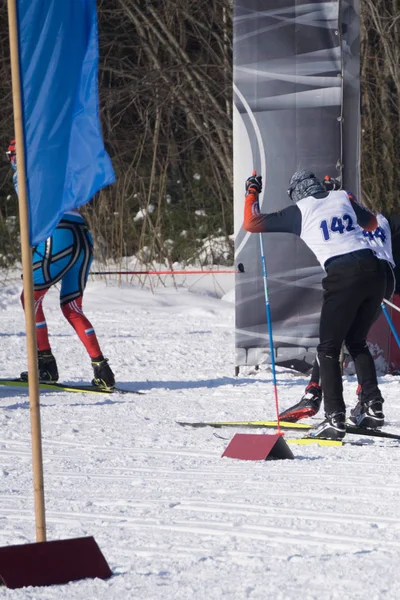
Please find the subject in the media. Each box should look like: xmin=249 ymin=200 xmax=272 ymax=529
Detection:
xmin=90 ymin=270 xmax=238 ymax=275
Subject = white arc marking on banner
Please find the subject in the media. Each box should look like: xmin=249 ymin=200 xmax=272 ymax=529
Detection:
xmin=234 ymin=83 xmax=266 ymax=258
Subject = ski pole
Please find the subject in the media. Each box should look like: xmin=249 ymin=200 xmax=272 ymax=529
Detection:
xmin=383 ymin=297 xmax=400 ymax=314
xmin=253 ymin=171 xmax=281 ymax=433
xmin=381 ymin=301 xmax=400 ymax=349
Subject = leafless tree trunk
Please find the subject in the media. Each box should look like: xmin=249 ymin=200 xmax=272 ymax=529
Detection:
xmin=90 ymin=0 xmax=233 ymax=265
xmin=361 ymin=0 xmax=400 ymax=213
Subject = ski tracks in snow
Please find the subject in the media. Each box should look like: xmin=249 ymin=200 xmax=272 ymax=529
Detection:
xmin=1 ymin=281 xmax=400 ymax=598
xmin=1 ymin=430 xmax=400 ymax=558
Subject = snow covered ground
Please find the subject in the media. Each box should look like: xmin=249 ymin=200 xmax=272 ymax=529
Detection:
xmin=1 ymin=270 xmax=400 ymax=599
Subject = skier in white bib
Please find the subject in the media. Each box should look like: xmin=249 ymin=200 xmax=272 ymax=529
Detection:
xmin=243 ymin=170 xmax=386 ymax=440
xmin=279 ymin=176 xmax=397 ymax=427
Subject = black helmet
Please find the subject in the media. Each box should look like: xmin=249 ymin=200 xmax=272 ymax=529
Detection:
xmin=288 ymin=170 xmax=326 ymax=203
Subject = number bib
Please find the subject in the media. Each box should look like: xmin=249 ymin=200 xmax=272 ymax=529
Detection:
xmin=297 ymin=190 xmax=372 ymax=269
xmin=363 ymin=214 xmax=394 ymax=267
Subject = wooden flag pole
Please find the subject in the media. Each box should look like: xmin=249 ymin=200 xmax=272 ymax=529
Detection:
xmin=7 ymin=0 xmax=46 ymax=542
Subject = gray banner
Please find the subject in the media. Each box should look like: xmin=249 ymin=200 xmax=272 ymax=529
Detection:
xmin=341 ymin=0 xmax=360 ymax=198
xmin=234 ymin=1 xmax=350 ymax=372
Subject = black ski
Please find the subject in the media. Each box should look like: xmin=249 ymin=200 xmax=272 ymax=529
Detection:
xmin=0 ymin=378 xmax=143 ymax=395
xmin=177 ymin=419 xmax=309 ymax=430
xmin=178 ymin=419 xmax=400 ymax=441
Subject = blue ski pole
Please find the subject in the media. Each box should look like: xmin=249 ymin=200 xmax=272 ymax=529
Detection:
xmin=253 ymin=171 xmax=282 ymax=432
xmin=381 ymin=301 xmax=400 ymax=349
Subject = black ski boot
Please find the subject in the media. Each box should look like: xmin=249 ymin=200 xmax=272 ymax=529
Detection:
xmin=21 ymin=350 xmax=59 ymax=382
xmin=91 ymin=356 xmax=115 ymax=390
xmin=309 ymin=411 xmax=346 ymax=440
xmin=279 ymin=382 xmax=322 ymax=422
xmin=349 ymin=395 xmax=384 ymax=429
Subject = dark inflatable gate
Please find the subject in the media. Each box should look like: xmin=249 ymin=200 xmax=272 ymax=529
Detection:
xmin=233 ymin=1 xmax=399 ymax=375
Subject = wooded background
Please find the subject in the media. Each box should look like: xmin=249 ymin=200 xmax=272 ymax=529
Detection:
xmin=361 ymin=0 xmax=400 ymax=212
xmin=0 ymin=1 xmax=398 ymax=267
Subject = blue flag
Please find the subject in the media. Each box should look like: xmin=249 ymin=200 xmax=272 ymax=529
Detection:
xmin=17 ymin=0 xmax=115 ymax=246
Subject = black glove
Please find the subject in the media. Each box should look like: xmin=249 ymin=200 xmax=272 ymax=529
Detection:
xmin=245 ymin=174 xmax=262 ymax=194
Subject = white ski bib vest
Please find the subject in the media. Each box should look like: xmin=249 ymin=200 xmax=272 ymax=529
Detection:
xmin=364 ymin=213 xmax=395 ymax=267
xmin=297 ymin=190 xmax=372 ymax=269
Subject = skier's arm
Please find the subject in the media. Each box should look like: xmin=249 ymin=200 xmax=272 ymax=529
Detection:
xmin=243 ymin=190 xmax=302 ymax=235
xmin=348 ymin=197 xmax=377 ymax=231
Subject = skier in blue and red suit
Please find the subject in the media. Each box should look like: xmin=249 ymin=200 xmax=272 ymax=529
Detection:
xmin=243 ymin=170 xmax=385 ymax=440
xmin=7 ymin=138 xmax=115 ymax=389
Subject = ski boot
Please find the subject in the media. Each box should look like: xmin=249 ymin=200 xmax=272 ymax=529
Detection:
xmin=309 ymin=411 xmax=346 ymax=441
xmin=349 ymin=385 xmax=384 ymax=429
xmin=278 ymin=382 xmax=322 ymax=422
xmin=91 ymin=356 xmax=115 ymax=390
xmin=20 ymin=350 xmax=59 ymax=382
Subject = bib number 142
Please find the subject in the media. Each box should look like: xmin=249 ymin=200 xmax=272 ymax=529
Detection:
xmin=320 ymin=214 xmax=355 ymax=241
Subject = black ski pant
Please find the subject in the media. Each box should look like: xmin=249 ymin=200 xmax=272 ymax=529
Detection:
xmin=317 ymin=250 xmax=386 ymax=415
xmin=309 ymin=260 xmax=394 ymax=388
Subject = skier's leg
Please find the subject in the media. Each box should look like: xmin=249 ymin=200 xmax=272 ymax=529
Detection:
xmin=59 ymin=222 xmax=102 ymax=359
xmin=61 ymin=296 xmax=102 ymax=359
xmin=345 ymin=262 xmax=385 ymax=399
xmin=21 ymin=240 xmax=60 ymax=381
xmin=346 ymin=262 xmax=386 ymax=427
xmin=20 ymin=288 xmax=59 ymax=381
xmin=278 ymin=357 xmax=322 ymax=422
xmin=312 ymin=306 xmax=349 ymax=440
xmin=317 ymin=273 xmax=359 ymax=416
xmin=20 ymin=288 xmax=51 ymax=351
xmin=348 ymin=261 xmax=392 ymax=409
xmin=61 ymin=297 xmax=115 ymax=388
xmin=309 ymin=358 xmax=320 ymax=386
xmin=60 ymin=225 xmax=115 ymax=388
